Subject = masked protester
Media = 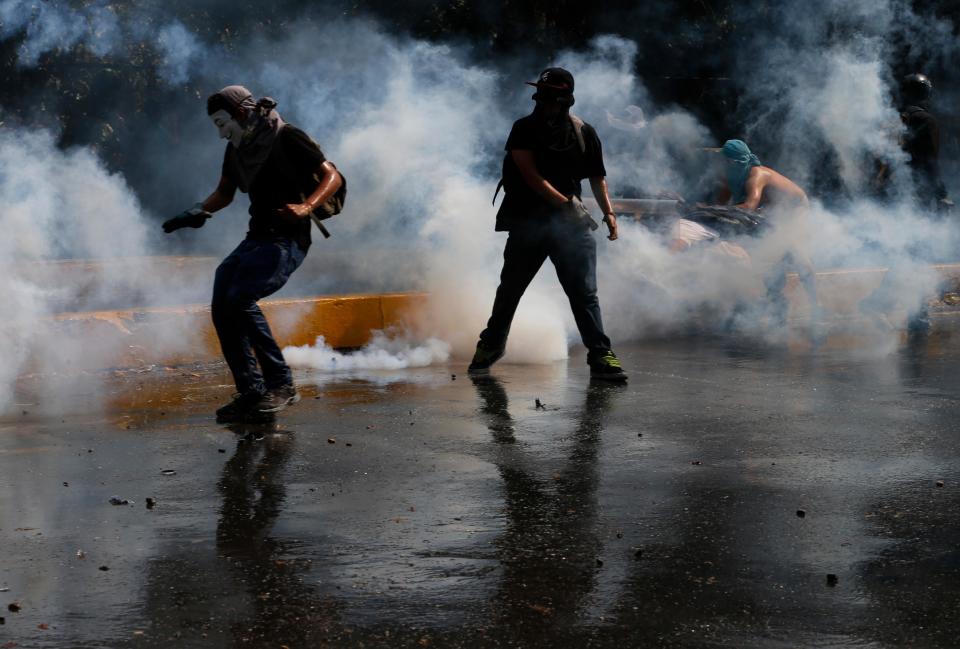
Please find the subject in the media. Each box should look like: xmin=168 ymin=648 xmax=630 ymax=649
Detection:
xmin=162 ymin=85 xmax=342 ymax=422
xmin=716 ymin=139 xmax=820 ymax=326
xmin=468 ymin=68 xmax=626 ymax=381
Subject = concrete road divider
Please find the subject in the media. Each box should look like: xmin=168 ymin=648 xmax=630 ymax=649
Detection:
xmin=31 ymin=263 xmax=960 ymax=374
xmin=45 ymin=292 xmax=428 ymax=371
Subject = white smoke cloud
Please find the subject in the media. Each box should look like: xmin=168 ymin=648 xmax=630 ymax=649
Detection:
xmin=284 ymin=331 xmax=450 ymax=371
xmin=0 ymin=127 xmax=157 ymax=408
xmin=1 ymin=3 xmax=958 ymax=408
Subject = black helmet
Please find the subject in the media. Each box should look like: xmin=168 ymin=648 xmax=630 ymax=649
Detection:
xmin=901 ymin=73 xmax=933 ymax=106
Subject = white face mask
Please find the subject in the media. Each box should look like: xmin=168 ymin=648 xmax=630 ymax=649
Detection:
xmin=210 ymin=109 xmax=244 ymax=147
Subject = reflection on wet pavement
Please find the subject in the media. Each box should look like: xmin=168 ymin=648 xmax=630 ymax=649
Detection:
xmin=2 ymin=338 xmax=960 ymax=647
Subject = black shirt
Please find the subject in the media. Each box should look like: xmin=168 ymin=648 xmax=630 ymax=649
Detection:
xmin=496 ymin=112 xmax=606 ymax=231
xmin=223 ymin=125 xmax=326 ymax=251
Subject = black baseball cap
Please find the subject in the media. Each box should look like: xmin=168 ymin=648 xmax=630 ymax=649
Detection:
xmin=525 ymin=67 xmax=575 ymax=93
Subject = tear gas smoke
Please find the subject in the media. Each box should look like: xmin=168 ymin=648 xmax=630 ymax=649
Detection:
xmin=0 ymin=2 xmax=958 ymax=412
xmin=284 ymin=331 xmax=450 ymax=371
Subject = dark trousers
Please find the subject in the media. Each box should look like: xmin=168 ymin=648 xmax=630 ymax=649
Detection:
xmin=212 ymin=238 xmax=306 ymax=394
xmin=479 ymin=218 xmax=612 ymax=354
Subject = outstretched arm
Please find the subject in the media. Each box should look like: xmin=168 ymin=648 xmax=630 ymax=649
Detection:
xmin=589 ymin=177 xmax=618 ymax=241
xmin=162 ymin=175 xmax=236 ymax=233
xmin=201 ymin=175 xmax=237 ymax=213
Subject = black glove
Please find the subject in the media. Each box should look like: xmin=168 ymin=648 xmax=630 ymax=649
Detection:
xmin=162 ymin=204 xmax=211 ymax=233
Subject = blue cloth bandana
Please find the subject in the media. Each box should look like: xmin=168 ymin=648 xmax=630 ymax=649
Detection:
xmin=721 ymin=139 xmax=761 ymax=204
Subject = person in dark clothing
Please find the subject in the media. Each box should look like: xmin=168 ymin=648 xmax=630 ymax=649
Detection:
xmin=469 ymin=68 xmax=626 ymax=381
xmin=860 ymin=74 xmax=952 ymax=335
xmin=900 ymin=73 xmax=951 ymax=211
xmin=163 ymin=85 xmax=342 ymax=422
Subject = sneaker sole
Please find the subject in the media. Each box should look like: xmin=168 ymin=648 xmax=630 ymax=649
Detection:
xmin=590 ymin=371 xmax=628 ymax=382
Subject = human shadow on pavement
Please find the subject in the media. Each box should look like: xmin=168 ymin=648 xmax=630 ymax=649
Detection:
xmin=216 ymin=422 xmax=343 ymax=646
xmin=470 ymin=375 xmax=621 ymax=646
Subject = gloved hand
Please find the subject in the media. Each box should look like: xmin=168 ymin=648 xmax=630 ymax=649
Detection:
xmin=162 ymin=204 xmax=211 ymax=233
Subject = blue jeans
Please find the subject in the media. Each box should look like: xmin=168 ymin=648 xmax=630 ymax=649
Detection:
xmin=479 ymin=218 xmax=612 ymax=354
xmin=212 ymin=238 xmax=306 ymax=394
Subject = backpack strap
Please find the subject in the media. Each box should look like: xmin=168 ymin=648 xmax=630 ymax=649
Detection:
xmin=492 ymin=178 xmax=504 ymax=205
xmin=569 ymin=114 xmax=586 ymax=154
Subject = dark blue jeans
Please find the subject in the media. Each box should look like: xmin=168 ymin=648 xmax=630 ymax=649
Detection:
xmin=212 ymin=238 xmax=306 ymax=394
xmin=479 ymin=218 xmax=612 ymax=354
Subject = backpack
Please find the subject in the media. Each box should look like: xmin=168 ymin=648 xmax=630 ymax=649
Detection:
xmin=492 ymin=113 xmax=586 ymax=206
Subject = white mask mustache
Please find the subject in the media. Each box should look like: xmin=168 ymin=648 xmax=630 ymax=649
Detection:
xmin=210 ymin=109 xmax=244 ymax=147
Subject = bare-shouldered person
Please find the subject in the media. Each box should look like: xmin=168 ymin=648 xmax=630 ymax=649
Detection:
xmin=718 ymin=139 xmax=819 ymax=325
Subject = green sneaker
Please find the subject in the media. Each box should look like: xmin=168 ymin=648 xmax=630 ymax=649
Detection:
xmin=468 ymin=342 xmax=505 ymax=374
xmin=588 ymin=350 xmax=627 ymax=382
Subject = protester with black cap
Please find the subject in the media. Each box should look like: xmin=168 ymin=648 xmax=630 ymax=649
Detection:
xmin=163 ymin=85 xmax=343 ymax=422
xmin=468 ymin=68 xmax=627 ymax=381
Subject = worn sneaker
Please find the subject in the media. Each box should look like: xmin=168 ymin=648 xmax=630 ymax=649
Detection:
xmin=588 ymin=350 xmax=628 ymax=382
xmin=216 ymin=390 xmax=266 ymax=423
xmin=257 ymin=384 xmax=301 ymax=413
xmin=468 ymin=342 xmax=505 ymax=374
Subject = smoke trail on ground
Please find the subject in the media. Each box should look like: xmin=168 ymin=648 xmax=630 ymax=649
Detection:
xmin=284 ymin=332 xmax=450 ymax=371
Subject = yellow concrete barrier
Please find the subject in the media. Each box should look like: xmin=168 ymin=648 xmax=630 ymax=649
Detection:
xmin=46 ymin=292 xmax=428 ymax=370
xmin=33 ymin=262 xmax=960 ymax=373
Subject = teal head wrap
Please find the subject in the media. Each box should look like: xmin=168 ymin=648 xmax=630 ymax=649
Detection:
xmin=721 ymin=139 xmax=761 ymax=204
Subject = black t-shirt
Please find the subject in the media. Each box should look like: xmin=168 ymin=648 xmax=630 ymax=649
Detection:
xmin=223 ymin=125 xmax=326 ymax=251
xmin=496 ymin=112 xmax=606 ymax=230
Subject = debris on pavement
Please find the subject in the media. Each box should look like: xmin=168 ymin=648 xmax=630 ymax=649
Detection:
xmin=535 ymin=398 xmax=545 ymax=410
xmin=109 ymin=496 xmax=131 ymax=506
xmin=327 ymin=437 xmax=336 ymax=444
xmin=161 ymin=469 xmax=176 ymax=476
xmin=76 ymin=550 xmax=86 ymax=559
xmin=691 ymin=460 xmax=702 ymax=465
xmin=796 ymin=509 xmax=806 ymax=518
xmin=98 ymin=566 xmax=110 ymax=572
xmin=146 ymin=498 xmax=156 ymax=509
xmin=936 ymin=480 xmax=945 ymax=488
xmin=7 ymin=603 xmax=20 ymax=612
xmin=826 ymin=573 xmax=838 ymax=586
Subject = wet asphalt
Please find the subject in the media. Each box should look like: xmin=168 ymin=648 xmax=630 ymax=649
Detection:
xmin=2 ymin=335 xmax=960 ymax=648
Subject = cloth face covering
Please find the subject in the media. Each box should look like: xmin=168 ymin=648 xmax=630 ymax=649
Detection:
xmin=210 ymin=110 xmax=244 ymax=147
xmin=721 ymin=139 xmax=761 ymax=205
xmin=210 ymin=85 xmax=286 ymax=192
